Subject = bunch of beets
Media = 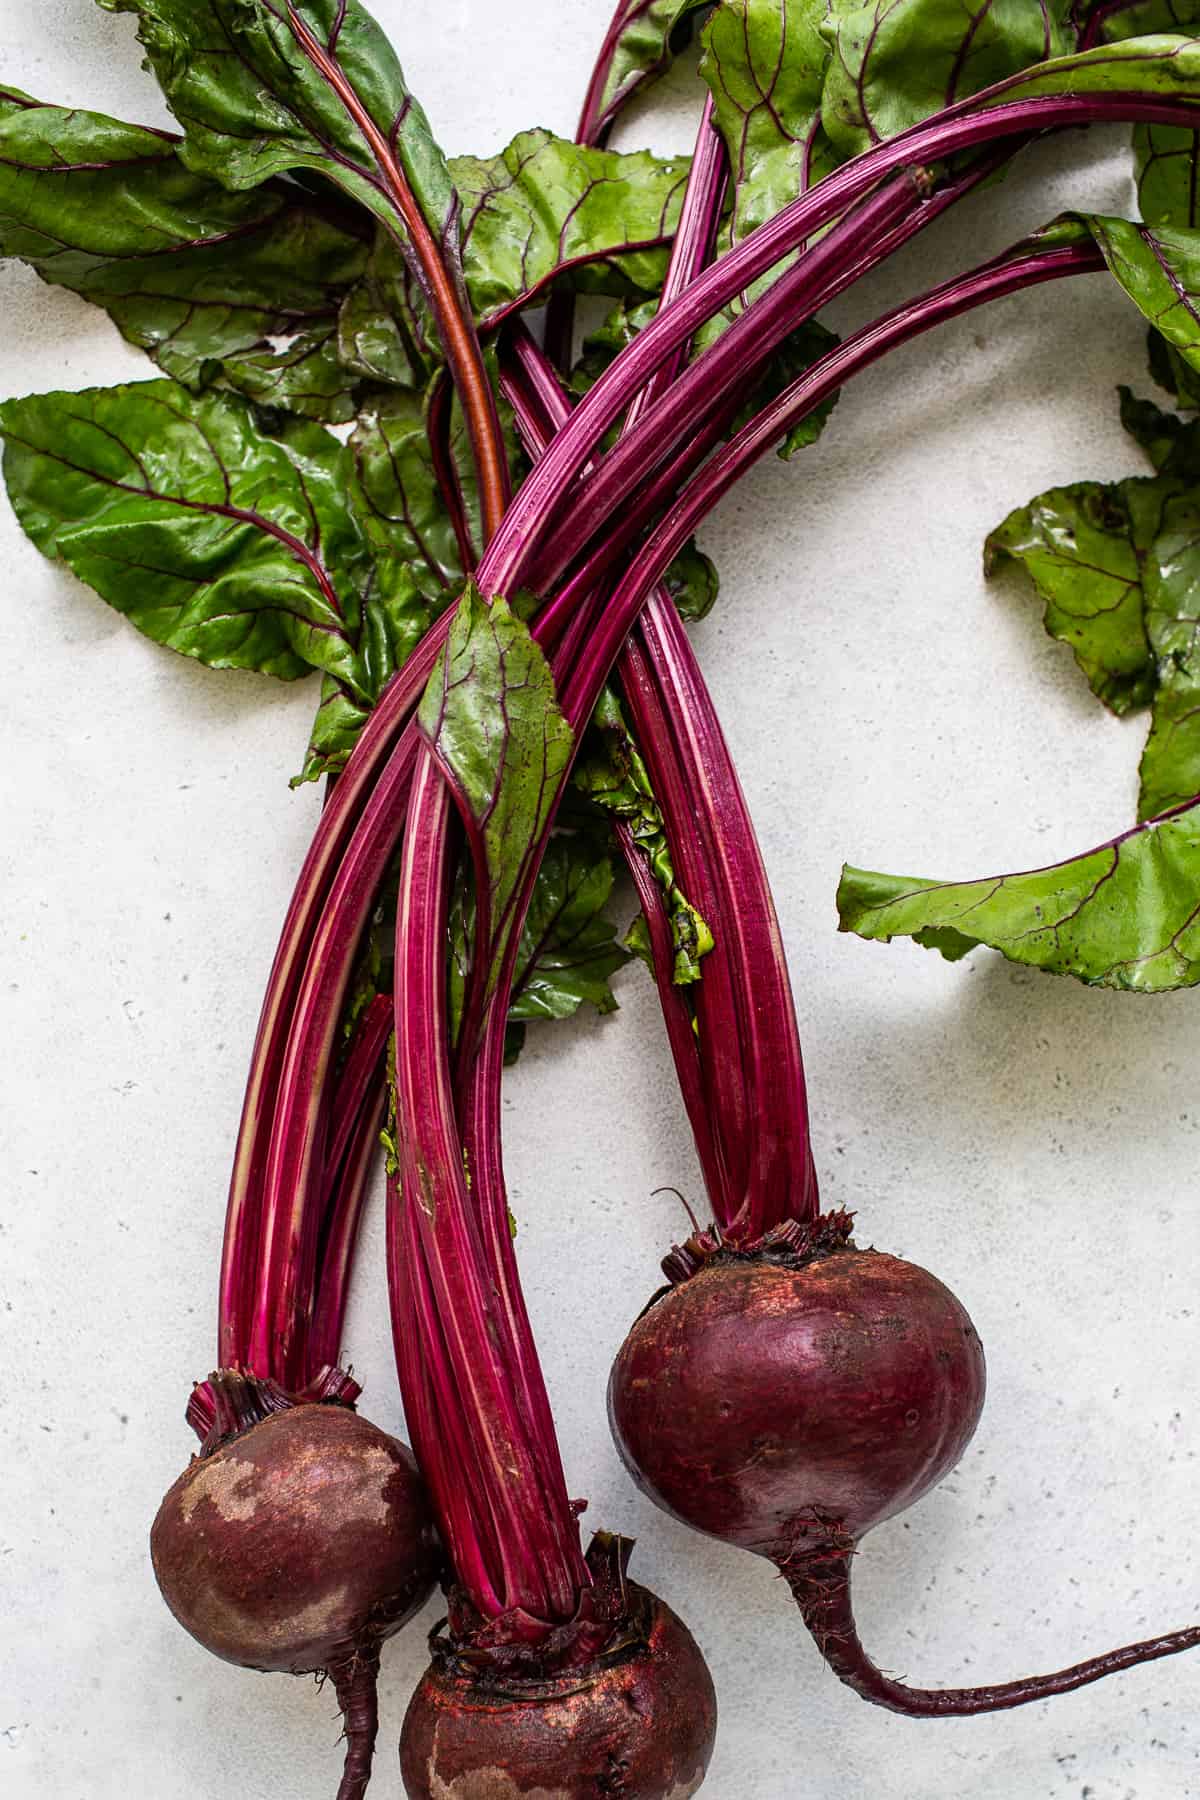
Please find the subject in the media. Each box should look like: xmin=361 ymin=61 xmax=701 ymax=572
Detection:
xmin=8 ymin=0 xmax=1200 ymax=1792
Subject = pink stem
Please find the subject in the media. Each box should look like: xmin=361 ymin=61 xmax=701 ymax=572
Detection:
xmin=306 ymin=994 xmax=393 ymax=1375
xmin=476 ymin=88 xmax=1200 ymax=601
xmin=218 ymin=619 xmax=449 ymax=1371
xmin=392 ymin=764 xmax=589 ymax=1622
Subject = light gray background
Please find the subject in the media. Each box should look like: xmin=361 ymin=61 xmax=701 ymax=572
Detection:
xmin=1 ymin=4 xmax=1197 ymax=1797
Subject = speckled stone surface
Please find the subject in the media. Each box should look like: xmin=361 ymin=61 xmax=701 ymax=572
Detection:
xmin=1 ymin=5 xmax=1198 ymax=1797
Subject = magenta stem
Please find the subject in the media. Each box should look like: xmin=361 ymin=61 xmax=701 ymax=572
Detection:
xmin=392 ymin=761 xmax=590 ymax=1622
xmin=248 ymin=730 xmax=421 ymax=1387
xmin=504 ymin=341 xmax=818 ymax=1237
xmin=218 ymin=618 xmax=450 ymax=1371
xmin=474 ymin=86 xmax=1200 ymax=602
xmin=525 ymin=169 xmax=928 ymax=591
xmin=383 ymin=97 xmax=736 ymax=1626
xmin=591 ymin=242 xmax=1106 ymax=658
xmin=786 ymin=1543 xmax=1200 ymax=1715
xmin=306 ymin=994 xmax=393 ymax=1375
xmin=587 ymin=88 xmax=815 ymax=1238
xmin=466 ymin=254 xmax=1106 ymax=1293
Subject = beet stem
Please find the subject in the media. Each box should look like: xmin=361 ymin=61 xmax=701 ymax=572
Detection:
xmin=478 ymin=89 xmax=1200 ymax=602
xmin=329 ymin=1649 xmax=380 ymax=1800
xmin=784 ymin=1542 xmax=1200 ymax=1716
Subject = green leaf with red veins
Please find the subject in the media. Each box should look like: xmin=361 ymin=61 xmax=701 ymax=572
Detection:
xmin=985 ymin=385 xmax=1200 ymax=819
xmin=509 ymin=834 xmax=631 ymax=1022
xmin=819 ymin=0 xmax=1075 ymax=161
xmin=351 ymin=389 xmax=464 ymax=600
xmin=337 ymin=234 xmax=434 ymax=389
xmin=984 ymin=478 xmax=1159 ymax=715
xmin=588 ymin=0 xmax=715 ymax=140
xmin=837 ymin=799 xmax=1200 ymax=990
xmin=0 ymin=92 xmax=370 ymax=421
xmin=337 ymin=133 xmax=692 ymax=382
xmin=1087 ymin=2 xmax=1200 ymax=43
xmin=966 ymin=31 xmax=1200 ymax=110
xmin=419 ymin=582 xmax=575 ymax=1004
xmin=0 ymin=378 xmax=373 ymax=687
xmin=1132 ymin=97 xmax=1200 ymax=391
xmin=1086 ymin=212 xmax=1200 ymax=367
xmin=1135 ymin=482 xmax=1200 ymax=811
xmin=98 ymin=0 xmax=461 ymax=247
xmin=298 ymin=388 xmax=467 ymax=782
xmin=574 ymin=687 xmax=714 ymax=984
xmin=694 ymin=6 xmax=842 ymax=435
xmin=701 ymin=0 xmax=835 ymax=245
xmin=1138 ymin=673 xmax=1200 ymax=810
xmin=452 ymin=131 xmax=691 ymax=320
xmin=1135 ymin=120 xmax=1200 ymax=225
xmin=448 ymin=832 xmax=631 ymax=1048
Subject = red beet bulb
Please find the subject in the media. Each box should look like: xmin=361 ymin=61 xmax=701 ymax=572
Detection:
xmin=610 ymin=1216 xmax=1200 ymax=1712
xmin=400 ymin=1541 xmax=716 ymax=1799
xmin=611 ymin=1218 xmax=984 ymax=1558
xmin=153 ymin=1374 xmax=439 ymax=1799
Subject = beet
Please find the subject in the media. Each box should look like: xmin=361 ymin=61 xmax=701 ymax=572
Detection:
xmin=611 ymin=1234 xmax=984 ymax=1557
xmin=153 ymin=1381 xmax=439 ymax=1797
xmin=610 ymin=1218 xmax=1200 ymax=1714
xmin=399 ymin=1578 xmax=717 ymax=1799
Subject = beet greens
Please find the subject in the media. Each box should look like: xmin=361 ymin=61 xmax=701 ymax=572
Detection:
xmin=12 ymin=0 xmax=1200 ymax=1793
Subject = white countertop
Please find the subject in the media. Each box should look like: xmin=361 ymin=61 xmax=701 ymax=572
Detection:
xmin=2 ymin=5 xmax=1198 ymax=1797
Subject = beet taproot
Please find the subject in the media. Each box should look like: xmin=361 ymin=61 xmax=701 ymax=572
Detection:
xmin=610 ymin=1220 xmax=1200 ymax=1714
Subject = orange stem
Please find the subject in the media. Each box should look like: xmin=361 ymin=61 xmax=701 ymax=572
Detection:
xmin=286 ymin=5 xmax=509 ymax=543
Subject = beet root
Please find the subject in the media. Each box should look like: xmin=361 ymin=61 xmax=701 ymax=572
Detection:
xmin=610 ymin=1233 xmax=985 ymax=1558
xmin=153 ymin=1382 xmax=439 ymax=1795
xmin=399 ymin=1579 xmax=717 ymax=1798
xmin=609 ymin=1222 xmax=1200 ymax=1714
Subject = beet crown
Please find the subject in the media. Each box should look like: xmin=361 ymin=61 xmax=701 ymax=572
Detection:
xmin=400 ymin=1577 xmax=716 ymax=1800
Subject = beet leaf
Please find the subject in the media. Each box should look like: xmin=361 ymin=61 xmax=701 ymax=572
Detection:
xmin=583 ymin=0 xmax=714 ymax=143
xmin=0 ymin=380 xmax=372 ymax=685
xmin=820 ymin=0 xmax=1077 ymax=162
xmin=838 ymin=799 xmax=1200 ymax=989
xmin=507 ymin=834 xmax=632 ymax=1023
xmin=449 ymin=828 xmax=632 ymax=1056
xmin=986 ymin=386 xmax=1200 ymax=820
xmin=339 ymin=131 xmax=694 ymax=387
xmin=701 ymin=0 xmax=835 ymax=244
xmin=453 ymin=132 xmax=691 ymax=319
xmin=1087 ymin=212 xmax=1200 ymax=360
xmin=418 ymin=581 xmax=574 ymax=1010
xmin=100 ymin=0 xmax=457 ymax=236
xmin=574 ymin=686 xmax=714 ymax=983
xmin=0 ymin=92 xmax=369 ymax=421
xmin=1091 ymin=2 xmax=1200 ymax=43
xmin=984 ymin=472 xmax=1161 ymax=717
